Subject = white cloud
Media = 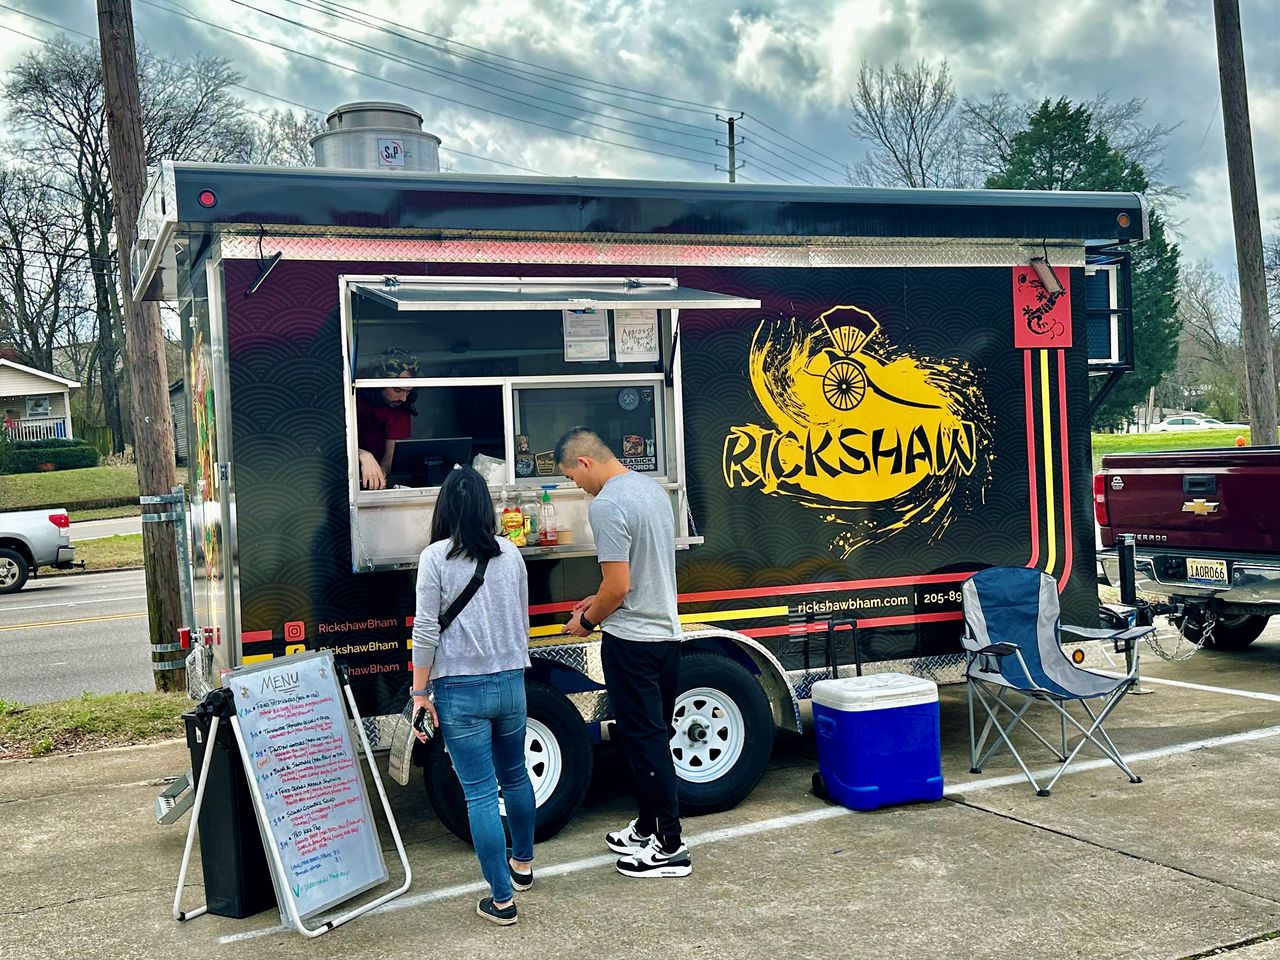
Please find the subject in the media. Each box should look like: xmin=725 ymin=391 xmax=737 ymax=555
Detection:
xmin=1 ymin=0 xmax=1278 ymax=266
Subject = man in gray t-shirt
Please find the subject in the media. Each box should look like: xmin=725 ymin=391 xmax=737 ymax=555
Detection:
xmin=557 ymin=427 xmax=691 ymax=880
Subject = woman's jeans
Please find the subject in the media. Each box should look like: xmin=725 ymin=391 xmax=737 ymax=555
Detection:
xmin=433 ymin=669 xmax=535 ymax=903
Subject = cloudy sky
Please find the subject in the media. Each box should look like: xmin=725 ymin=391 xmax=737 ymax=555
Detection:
xmin=2 ymin=0 xmax=1277 ymax=274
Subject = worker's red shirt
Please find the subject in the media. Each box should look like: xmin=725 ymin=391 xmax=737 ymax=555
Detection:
xmin=356 ymin=391 xmax=411 ymax=455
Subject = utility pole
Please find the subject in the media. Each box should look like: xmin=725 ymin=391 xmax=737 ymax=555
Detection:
xmin=1214 ymin=0 xmax=1278 ymax=444
xmin=716 ymin=113 xmax=744 ymax=183
xmin=97 ymin=0 xmax=185 ymax=691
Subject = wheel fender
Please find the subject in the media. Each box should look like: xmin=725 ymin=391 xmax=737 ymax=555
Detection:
xmin=681 ymin=628 xmax=802 ymax=733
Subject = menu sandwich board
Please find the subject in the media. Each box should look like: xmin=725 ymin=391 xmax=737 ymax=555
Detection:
xmin=224 ymin=651 xmax=393 ymax=924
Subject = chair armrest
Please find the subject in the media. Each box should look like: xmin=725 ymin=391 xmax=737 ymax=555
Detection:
xmin=1110 ymin=625 xmax=1154 ymax=653
xmin=974 ymin=642 xmax=1018 ymax=657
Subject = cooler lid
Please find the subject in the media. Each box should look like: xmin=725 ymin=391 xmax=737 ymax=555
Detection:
xmin=811 ymin=673 xmax=938 ymax=712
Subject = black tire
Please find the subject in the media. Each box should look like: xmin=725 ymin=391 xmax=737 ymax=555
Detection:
xmin=0 ymin=547 xmax=30 ymax=594
xmin=424 ymin=680 xmax=593 ymax=845
xmin=1172 ymin=613 xmax=1270 ymax=651
xmin=671 ymin=652 xmax=775 ymax=816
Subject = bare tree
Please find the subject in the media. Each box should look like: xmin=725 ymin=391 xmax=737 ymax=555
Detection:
xmin=245 ymin=109 xmax=325 ymax=166
xmin=3 ymin=36 xmax=253 ymax=451
xmin=847 ymin=59 xmax=970 ymax=188
xmin=1176 ymin=260 xmax=1247 ymax=419
xmin=0 ymin=168 xmax=85 ymax=372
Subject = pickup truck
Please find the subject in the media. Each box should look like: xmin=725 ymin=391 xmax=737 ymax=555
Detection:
xmin=1096 ymin=446 xmax=1280 ymax=649
xmin=0 ymin=508 xmax=77 ymax=593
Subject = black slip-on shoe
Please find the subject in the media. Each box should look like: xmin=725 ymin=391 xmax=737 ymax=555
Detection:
xmin=477 ymin=897 xmax=518 ymax=925
xmin=510 ymin=864 xmax=533 ymax=892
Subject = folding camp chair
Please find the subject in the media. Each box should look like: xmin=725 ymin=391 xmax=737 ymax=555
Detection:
xmin=960 ymin=566 xmax=1155 ymax=796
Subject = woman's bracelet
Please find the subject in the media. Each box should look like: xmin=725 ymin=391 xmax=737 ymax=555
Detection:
xmin=409 ymin=687 xmax=432 ymax=698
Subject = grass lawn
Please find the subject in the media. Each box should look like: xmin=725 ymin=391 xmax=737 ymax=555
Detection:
xmin=45 ymin=533 xmax=143 ymax=574
xmin=70 ymin=504 xmax=142 ymax=522
xmin=0 ymin=464 xmax=139 ymax=512
xmin=0 ymin=691 xmax=190 ymax=759
xmin=1090 ymin=428 xmax=1251 ymax=471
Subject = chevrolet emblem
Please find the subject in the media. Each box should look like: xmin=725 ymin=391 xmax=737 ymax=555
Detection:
xmin=1182 ymin=499 xmax=1219 ymax=516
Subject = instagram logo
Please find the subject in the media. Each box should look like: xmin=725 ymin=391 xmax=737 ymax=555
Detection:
xmin=283 ymin=620 xmax=306 ymax=643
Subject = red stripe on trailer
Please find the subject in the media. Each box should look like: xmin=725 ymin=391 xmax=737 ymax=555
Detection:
xmin=242 ymin=629 xmax=272 ymax=644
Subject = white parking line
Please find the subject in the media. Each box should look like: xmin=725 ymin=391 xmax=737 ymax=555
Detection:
xmin=0 ymin=595 xmax=146 ymax=612
xmin=1112 ymin=674 xmax=1280 ymax=704
xmin=217 ymin=721 xmax=1280 ymax=944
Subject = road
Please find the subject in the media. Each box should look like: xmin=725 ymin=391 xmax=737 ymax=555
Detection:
xmin=71 ymin=515 xmax=142 ymax=540
xmin=0 ymin=569 xmax=154 ymax=704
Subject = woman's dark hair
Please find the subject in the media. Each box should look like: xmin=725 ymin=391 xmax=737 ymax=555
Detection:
xmin=429 ymin=465 xmax=501 ymax=560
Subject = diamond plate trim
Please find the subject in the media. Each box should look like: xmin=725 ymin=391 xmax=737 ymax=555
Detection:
xmin=217 ymin=232 xmax=1084 ymax=269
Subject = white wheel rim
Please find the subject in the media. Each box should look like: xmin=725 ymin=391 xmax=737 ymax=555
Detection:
xmin=0 ymin=558 xmax=19 ymax=587
xmin=670 ymin=686 xmax=746 ymax=784
xmin=497 ymin=716 xmax=562 ymax=816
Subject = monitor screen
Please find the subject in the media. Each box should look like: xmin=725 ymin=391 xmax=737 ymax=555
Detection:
xmin=386 ymin=437 xmax=473 ymax=488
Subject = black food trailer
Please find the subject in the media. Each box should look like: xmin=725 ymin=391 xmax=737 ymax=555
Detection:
xmin=135 ymin=103 xmax=1143 ymax=841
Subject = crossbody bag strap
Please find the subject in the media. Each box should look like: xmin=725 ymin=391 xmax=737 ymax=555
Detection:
xmin=437 ymin=553 xmax=491 ymax=633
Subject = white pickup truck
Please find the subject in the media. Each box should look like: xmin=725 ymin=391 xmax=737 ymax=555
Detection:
xmin=0 ymin=509 xmax=77 ymax=593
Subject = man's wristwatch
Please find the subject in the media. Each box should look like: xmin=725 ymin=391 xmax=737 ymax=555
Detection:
xmin=578 ymin=612 xmax=596 ymax=632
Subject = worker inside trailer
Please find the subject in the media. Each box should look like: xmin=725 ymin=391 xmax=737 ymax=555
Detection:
xmin=355 ymin=348 xmax=421 ymax=490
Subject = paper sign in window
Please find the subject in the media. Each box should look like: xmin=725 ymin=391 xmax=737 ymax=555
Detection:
xmin=614 ymin=309 xmax=660 ymax=362
xmin=563 ymin=308 xmax=610 ymax=362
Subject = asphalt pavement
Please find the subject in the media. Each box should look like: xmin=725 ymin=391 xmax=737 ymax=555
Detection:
xmin=0 ymin=569 xmax=153 ymax=703
xmin=1 ymin=625 xmax=1279 ymax=959
xmin=71 ymin=515 xmax=143 ymax=540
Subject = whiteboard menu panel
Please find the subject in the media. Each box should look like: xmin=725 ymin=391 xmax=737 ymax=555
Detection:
xmin=226 ymin=651 xmax=388 ymax=920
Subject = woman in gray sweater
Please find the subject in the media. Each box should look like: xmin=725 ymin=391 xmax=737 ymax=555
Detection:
xmin=411 ymin=466 xmax=534 ymax=926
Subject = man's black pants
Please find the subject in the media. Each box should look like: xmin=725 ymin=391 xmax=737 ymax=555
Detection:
xmin=601 ymin=632 xmax=682 ymax=841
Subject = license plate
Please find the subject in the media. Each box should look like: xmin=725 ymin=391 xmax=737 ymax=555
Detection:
xmin=1186 ymin=558 xmax=1228 ymax=584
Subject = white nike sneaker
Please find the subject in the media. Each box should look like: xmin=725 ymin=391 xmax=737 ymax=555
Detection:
xmin=605 ymin=818 xmax=651 ymax=854
xmin=615 ymin=836 xmax=692 ymax=879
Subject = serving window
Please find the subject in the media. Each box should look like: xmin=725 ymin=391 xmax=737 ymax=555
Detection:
xmin=340 ymin=275 xmax=759 ymax=571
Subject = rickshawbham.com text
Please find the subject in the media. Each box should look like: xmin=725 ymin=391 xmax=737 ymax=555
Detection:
xmin=794 ymin=595 xmax=911 ymax=615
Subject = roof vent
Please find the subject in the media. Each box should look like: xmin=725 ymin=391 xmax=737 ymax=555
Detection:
xmin=310 ymin=101 xmax=441 ymax=172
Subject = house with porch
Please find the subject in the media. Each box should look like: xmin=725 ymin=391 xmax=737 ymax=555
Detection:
xmin=0 ymin=358 xmax=80 ymax=441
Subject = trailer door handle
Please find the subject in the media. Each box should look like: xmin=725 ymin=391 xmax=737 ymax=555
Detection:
xmin=1183 ymin=475 xmax=1216 ymax=495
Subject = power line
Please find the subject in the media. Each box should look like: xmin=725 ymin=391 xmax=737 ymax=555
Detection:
xmin=0 ymin=4 xmax=546 ymax=177
xmin=139 ymin=0 xmax=720 ymax=170
xmin=211 ymin=0 xmax=723 ymax=162
xmin=286 ymin=0 xmax=832 ymax=186
xmin=735 ymin=151 xmax=801 ymax=184
xmin=305 ymin=0 xmax=734 ymax=116
xmin=740 ymin=135 xmax=838 ymax=186
xmin=744 ymin=112 xmax=848 ymax=179
xmin=280 ymin=0 xmax=721 ymax=140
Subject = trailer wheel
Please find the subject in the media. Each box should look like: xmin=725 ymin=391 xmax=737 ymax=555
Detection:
xmin=0 ymin=548 xmax=30 ymax=594
xmin=671 ymin=652 xmax=774 ymax=816
xmin=1172 ymin=613 xmax=1270 ymax=651
xmin=423 ymin=680 xmax=593 ymax=845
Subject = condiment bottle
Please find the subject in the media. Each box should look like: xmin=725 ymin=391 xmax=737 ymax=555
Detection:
xmin=538 ymin=486 xmax=559 ymax=546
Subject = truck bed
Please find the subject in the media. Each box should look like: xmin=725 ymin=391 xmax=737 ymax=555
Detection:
xmin=1096 ymin=446 xmax=1280 ymax=615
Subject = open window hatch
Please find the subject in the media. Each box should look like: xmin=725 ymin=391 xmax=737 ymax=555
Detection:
xmin=341 ymin=275 xmax=760 ymax=572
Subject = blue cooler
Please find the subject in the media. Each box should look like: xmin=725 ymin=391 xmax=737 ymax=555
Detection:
xmin=811 ymin=673 xmax=944 ymax=811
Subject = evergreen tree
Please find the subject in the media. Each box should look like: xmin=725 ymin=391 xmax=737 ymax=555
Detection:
xmin=985 ymin=99 xmax=1181 ymax=428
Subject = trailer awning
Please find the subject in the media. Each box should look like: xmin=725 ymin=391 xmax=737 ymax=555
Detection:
xmin=350 ymin=280 xmax=760 ymax=312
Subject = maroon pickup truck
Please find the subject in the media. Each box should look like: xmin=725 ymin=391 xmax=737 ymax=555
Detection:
xmin=1096 ymin=446 xmax=1280 ymax=649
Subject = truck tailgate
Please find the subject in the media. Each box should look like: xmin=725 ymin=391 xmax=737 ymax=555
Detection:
xmin=1100 ymin=448 xmax=1280 ymax=554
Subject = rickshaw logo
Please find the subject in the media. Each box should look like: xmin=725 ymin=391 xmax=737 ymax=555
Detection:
xmin=723 ymin=305 xmax=991 ymax=557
